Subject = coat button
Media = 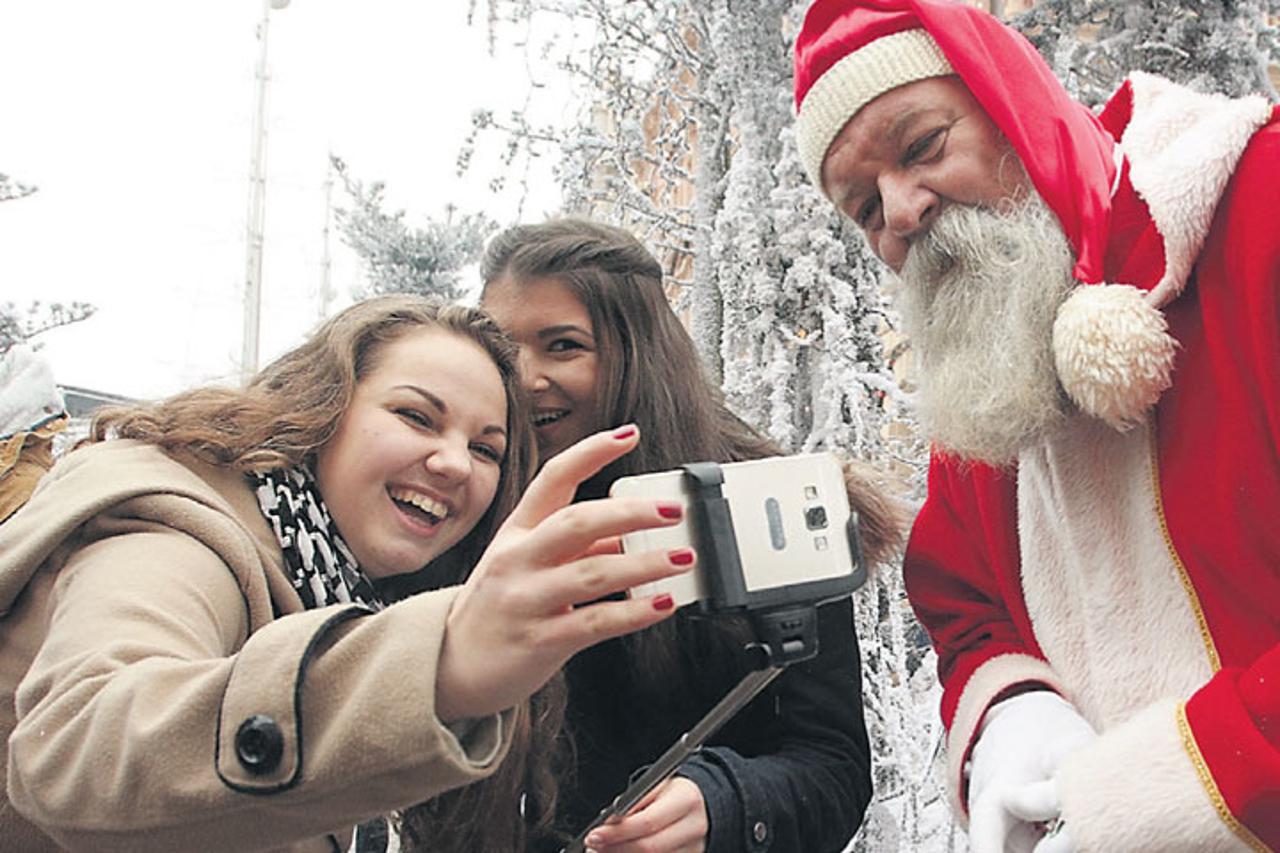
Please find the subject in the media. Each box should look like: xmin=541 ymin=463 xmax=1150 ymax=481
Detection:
xmin=753 ymin=821 xmax=768 ymax=843
xmin=235 ymin=714 xmax=284 ymax=775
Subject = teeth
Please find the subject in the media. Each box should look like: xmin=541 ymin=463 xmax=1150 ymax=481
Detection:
xmin=388 ymin=488 xmax=449 ymax=521
xmin=534 ymin=410 xmax=568 ymax=427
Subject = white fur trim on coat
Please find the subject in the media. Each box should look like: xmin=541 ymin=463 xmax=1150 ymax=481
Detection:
xmin=1121 ymin=71 xmax=1272 ymax=309
xmin=1057 ymin=699 xmax=1253 ymax=852
xmin=944 ymin=652 xmax=1066 ymax=825
xmin=1016 ymin=413 xmax=1214 ymax=730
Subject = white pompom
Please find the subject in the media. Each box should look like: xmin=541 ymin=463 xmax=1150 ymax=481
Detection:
xmin=1052 ymin=284 xmax=1177 ymax=430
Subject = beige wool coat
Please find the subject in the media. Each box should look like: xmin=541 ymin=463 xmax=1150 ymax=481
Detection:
xmin=0 ymin=440 xmax=511 ymax=852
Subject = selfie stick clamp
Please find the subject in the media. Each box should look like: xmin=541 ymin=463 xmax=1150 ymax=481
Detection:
xmin=680 ymin=460 xmax=826 ymax=667
xmin=562 ymin=462 xmax=856 ymax=852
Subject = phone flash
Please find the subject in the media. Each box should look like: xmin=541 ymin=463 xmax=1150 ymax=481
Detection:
xmin=814 ymin=536 xmax=828 ymax=551
xmin=804 ymin=485 xmax=818 ymax=499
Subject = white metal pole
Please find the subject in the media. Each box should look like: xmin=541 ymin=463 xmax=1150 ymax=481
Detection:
xmin=318 ymin=157 xmax=334 ymax=321
xmin=242 ymin=0 xmax=287 ymax=382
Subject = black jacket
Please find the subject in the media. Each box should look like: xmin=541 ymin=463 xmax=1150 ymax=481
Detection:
xmin=532 ymin=596 xmax=872 ymax=853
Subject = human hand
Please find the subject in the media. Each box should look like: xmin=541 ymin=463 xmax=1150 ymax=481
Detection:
xmin=584 ymin=777 xmax=708 ymax=853
xmin=435 ymin=424 xmax=694 ymax=722
xmin=967 ymin=691 xmax=1095 ymax=853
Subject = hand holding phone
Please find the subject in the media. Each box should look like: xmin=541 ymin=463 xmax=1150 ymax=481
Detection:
xmin=608 ymin=452 xmax=864 ymax=611
xmin=435 ymin=425 xmax=692 ymax=722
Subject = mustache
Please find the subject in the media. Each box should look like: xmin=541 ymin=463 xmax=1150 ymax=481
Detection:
xmin=904 ymin=200 xmax=1046 ymax=283
xmin=890 ymin=198 xmax=1077 ymax=465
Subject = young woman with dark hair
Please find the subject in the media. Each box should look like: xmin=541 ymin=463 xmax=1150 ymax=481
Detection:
xmin=0 ymin=295 xmax=691 ymax=852
xmin=460 ymin=219 xmax=902 ymax=853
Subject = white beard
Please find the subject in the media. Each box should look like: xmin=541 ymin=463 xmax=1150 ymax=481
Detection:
xmin=890 ymin=196 xmax=1078 ymax=466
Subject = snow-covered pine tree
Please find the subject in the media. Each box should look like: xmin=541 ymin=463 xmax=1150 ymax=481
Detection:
xmin=0 ymin=173 xmax=36 ymax=203
xmin=0 ymin=176 xmax=95 ymax=351
xmin=471 ymin=1 xmax=913 ymax=514
xmin=0 ymin=301 xmax=98 ymax=352
xmin=471 ymin=3 xmax=948 ymax=850
xmin=330 ymin=155 xmax=496 ymax=301
xmin=1013 ymin=0 xmax=1280 ymax=105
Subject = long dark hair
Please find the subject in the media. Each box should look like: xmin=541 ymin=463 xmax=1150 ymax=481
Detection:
xmin=467 ymin=218 xmax=903 ymax=844
xmin=479 ymin=218 xmax=901 ymax=555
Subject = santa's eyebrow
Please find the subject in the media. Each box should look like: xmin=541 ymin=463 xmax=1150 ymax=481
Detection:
xmin=830 ymin=107 xmax=939 ymax=210
xmin=887 ymin=106 xmax=939 ymax=145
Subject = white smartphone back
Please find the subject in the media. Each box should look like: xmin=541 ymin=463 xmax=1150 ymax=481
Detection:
xmin=609 ymin=452 xmax=855 ymax=609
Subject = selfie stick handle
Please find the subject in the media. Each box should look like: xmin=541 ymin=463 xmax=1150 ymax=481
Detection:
xmin=561 ymin=664 xmax=784 ymax=853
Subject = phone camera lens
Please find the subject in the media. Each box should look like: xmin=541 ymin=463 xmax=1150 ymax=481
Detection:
xmin=804 ymin=506 xmax=828 ymax=530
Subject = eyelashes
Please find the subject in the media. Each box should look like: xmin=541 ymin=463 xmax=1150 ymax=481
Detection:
xmin=396 ymin=408 xmax=504 ymax=464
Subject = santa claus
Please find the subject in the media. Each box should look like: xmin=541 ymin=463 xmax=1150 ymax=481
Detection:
xmin=794 ymin=1 xmax=1280 ymax=851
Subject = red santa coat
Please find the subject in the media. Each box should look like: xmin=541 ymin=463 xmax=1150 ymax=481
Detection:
xmin=905 ymin=75 xmax=1280 ymax=852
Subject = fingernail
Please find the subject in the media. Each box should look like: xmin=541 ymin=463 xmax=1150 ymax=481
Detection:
xmin=612 ymin=424 xmax=637 ymax=440
xmin=668 ymin=547 xmax=694 ymax=566
xmin=656 ymin=501 xmax=683 ymax=520
xmin=653 ymin=593 xmax=675 ymax=611
xmin=586 ymin=834 xmax=603 ymax=848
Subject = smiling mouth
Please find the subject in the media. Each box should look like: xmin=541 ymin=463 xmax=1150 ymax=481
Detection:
xmin=388 ymin=487 xmax=449 ymax=526
xmin=533 ymin=409 xmax=570 ymax=428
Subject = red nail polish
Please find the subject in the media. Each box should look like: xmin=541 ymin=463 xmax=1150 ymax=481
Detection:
xmin=612 ymin=424 xmax=637 ymax=440
xmin=653 ymin=593 xmax=674 ymax=611
xmin=668 ymin=548 xmax=694 ymax=566
xmin=657 ymin=502 xmax=683 ymax=520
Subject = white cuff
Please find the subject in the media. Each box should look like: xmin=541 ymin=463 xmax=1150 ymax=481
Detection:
xmin=1057 ymin=700 xmax=1250 ymax=852
xmin=946 ymin=653 xmax=1066 ymax=823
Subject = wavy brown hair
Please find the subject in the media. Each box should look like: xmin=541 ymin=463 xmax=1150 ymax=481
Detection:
xmin=93 ymin=296 xmax=536 ymax=582
xmin=93 ymin=295 xmax=564 ymax=851
xmin=468 ymin=218 xmax=906 ymax=847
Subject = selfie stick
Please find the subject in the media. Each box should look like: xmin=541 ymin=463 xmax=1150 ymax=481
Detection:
xmin=562 ymin=463 xmax=863 ymax=853
xmin=560 ymin=663 xmax=783 ymax=853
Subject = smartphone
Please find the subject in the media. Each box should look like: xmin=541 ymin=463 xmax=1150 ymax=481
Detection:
xmin=608 ymin=452 xmax=864 ymax=610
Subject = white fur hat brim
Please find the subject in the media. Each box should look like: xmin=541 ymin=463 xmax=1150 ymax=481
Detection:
xmin=795 ymin=28 xmax=952 ymax=192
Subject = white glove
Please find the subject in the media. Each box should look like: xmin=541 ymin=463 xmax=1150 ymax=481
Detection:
xmin=966 ymin=690 xmax=1096 ymax=853
xmin=1005 ymin=781 xmax=1074 ymax=853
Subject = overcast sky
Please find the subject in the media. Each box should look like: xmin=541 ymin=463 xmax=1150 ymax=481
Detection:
xmin=2 ymin=1 xmax=566 ymax=399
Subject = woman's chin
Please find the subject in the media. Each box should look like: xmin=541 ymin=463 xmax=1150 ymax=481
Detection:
xmin=534 ymin=434 xmax=569 ymax=462
xmin=359 ymin=540 xmax=452 ymax=580
xmin=535 ymin=420 xmax=591 ymax=463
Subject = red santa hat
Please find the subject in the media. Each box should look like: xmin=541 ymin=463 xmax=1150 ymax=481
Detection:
xmin=793 ymin=0 xmax=1178 ymax=429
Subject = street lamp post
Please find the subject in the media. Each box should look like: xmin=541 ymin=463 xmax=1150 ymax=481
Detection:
xmin=241 ymin=0 xmax=290 ymax=382
xmin=318 ymin=156 xmax=335 ymax=323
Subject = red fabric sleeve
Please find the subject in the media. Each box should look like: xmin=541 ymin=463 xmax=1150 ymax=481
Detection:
xmin=903 ymin=455 xmax=1045 ymax=729
xmin=1185 ymin=648 xmax=1280 ymax=849
xmin=1172 ymin=113 xmax=1280 ymax=852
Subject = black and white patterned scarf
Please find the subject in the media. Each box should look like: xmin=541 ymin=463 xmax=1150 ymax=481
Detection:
xmin=252 ymin=466 xmax=395 ymax=853
xmin=251 ymin=466 xmax=384 ymax=611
